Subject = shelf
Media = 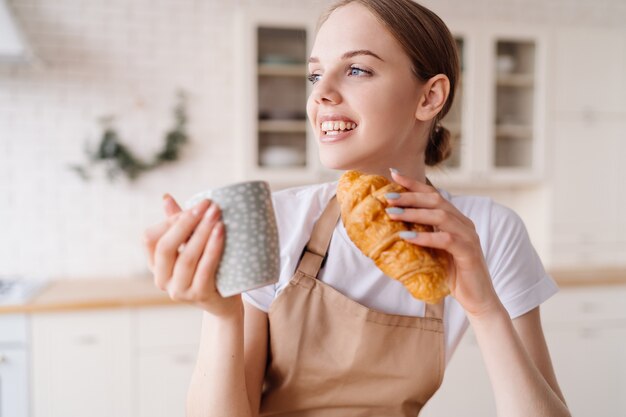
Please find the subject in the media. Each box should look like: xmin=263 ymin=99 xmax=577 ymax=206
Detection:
xmin=495 ymin=123 xmax=533 ymax=138
xmin=496 ymin=73 xmax=534 ymax=87
xmin=258 ymin=120 xmax=307 ymax=133
xmin=258 ymin=63 xmax=307 ymax=77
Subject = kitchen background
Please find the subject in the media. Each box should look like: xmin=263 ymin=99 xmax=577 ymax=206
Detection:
xmin=0 ymin=0 xmax=625 ymax=416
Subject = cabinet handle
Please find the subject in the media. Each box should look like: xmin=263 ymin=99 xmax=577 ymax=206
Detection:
xmin=173 ymin=354 xmax=194 ymax=365
xmin=580 ymin=327 xmax=600 ymax=339
xmin=75 ymin=335 xmax=99 ymax=345
xmin=580 ymin=302 xmax=599 ymax=314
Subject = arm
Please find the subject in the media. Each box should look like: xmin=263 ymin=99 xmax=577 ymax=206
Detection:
xmin=385 ymin=170 xmax=571 ymax=417
xmin=468 ymin=306 xmax=570 ymax=417
xmin=143 ymin=195 xmax=268 ymax=417
xmin=187 ymin=301 xmax=268 ymax=417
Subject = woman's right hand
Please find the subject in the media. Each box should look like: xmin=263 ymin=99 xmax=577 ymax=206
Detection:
xmin=142 ymin=194 xmax=242 ymax=317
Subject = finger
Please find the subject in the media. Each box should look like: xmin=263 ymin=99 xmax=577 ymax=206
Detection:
xmin=386 ymin=207 xmax=469 ymax=234
xmin=153 ymin=199 xmax=211 ymax=290
xmin=387 ymin=169 xmax=475 ymax=229
xmin=384 ymin=189 xmax=442 ymax=209
xmin=191 ymin=220 xmax=226 ymax=298
xmin=163 ymin=193 xmax=183 ymax=217
xmin=143 ymin=212 xmax=184 ymax=270
xmin=169 ymin=203 xmax=221 ymax=296
xmin=389 ymin=168 xmax=434 ymax=193
xmin=398 ymin=230 xmax=472 ymax=258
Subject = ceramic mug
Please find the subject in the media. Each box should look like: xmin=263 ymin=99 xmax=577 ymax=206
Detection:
xmin=185 ymin=181 xmax=280 ymax=297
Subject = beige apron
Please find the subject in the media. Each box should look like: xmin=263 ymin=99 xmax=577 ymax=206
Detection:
xmin=260 ymin=195 xmax=445 ymax=417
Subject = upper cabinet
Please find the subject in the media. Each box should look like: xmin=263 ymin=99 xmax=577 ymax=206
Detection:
xmin=235 ymin=8 xmax=330 ymax=187
xmin=430 ymin=22 xmax=549 ymax=187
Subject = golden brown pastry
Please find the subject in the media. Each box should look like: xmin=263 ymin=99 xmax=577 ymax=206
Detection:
xmin=336 ymin=170 xmax=449 ymax=304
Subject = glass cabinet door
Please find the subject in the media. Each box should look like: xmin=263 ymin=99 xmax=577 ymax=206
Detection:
xmin=492 ymin=39 xmax=536 ymax=170
xmin=256 ymin=27 xmax=308 ymax=170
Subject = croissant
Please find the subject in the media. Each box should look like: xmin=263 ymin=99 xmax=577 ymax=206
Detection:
xmin=336 ymin=170 xmax=449 ymax=304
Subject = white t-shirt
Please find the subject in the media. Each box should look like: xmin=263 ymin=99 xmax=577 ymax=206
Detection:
xmin=243 ymin=180 xmax=559 ymax=365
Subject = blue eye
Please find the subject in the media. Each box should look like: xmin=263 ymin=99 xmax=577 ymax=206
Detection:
xmin=306 ymin=73 xmax=320 ymax=84
xmin=349 ymin=67 xmax=370 ymax=76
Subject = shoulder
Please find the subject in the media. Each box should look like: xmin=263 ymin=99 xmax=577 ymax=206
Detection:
xmin=439 ymin=189 xmax=528 ymax=259
xmin=271 ymin=180 xmax=338 ymax=218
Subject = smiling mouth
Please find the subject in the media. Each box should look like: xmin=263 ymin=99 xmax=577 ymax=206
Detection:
xmin=320 ymin=121 xmax=358 ymax=136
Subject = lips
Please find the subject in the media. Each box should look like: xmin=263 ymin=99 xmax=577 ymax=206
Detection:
xmin=317 ymin=113 xmax=358 ymax=143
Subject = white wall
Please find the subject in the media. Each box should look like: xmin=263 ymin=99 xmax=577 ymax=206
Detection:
xmin=1 ymin=0 xmax=624 ymax=279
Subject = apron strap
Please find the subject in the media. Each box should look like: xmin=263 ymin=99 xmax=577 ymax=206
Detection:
xmin=296 ymin=195 xmax=341 ymax=277
xmin=424 ymin=301 xmax=445 ymax=319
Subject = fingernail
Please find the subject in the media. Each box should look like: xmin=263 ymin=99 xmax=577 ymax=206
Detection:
xmin=386 ymin=207 xmax=404 ymax=214
xmin=204 ymin=203 xmax=219 ymax=220
xmin=385 ymin=192 xmax=401 ymax=200
xmin=191 ymin=200 xmax=209 ymax=217
xmin=389 ymin=168 xmax=400 ymax=174
xmin=399 ymin=231 xmax=418 ymax=239
xmin=162 ymin=193 xmax=171 ymax=201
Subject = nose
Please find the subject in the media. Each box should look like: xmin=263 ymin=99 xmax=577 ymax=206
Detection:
xmin=310 ymin=75 xmax=342 ymax=105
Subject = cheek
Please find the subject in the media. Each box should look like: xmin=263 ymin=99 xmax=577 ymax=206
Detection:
xmin=306 ymin=97 xmax=317 ymax=131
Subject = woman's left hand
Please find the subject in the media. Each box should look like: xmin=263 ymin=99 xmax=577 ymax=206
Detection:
xmin=386 ymin=169 xmax=502 ymax=317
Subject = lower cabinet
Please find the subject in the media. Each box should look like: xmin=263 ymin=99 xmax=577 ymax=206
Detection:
xmin=30 ymin=306 xmax=203 ymax=417
xmin=422 ymin=286 xmax=626 ymax=417
xmin=31 ymin=310 xmax=133 ymax=417
xmin=134 ymin=306 xmax=203 ymax=417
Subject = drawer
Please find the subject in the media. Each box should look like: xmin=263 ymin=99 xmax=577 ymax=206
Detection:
xmin=135 ymin=306 xmax=203 ymax=350
xmin=0 ymin=314 xmax=28 ymax=345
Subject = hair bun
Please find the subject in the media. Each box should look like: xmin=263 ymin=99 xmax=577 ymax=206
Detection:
xmin=425 ymin=124 xmax=452 ymax=166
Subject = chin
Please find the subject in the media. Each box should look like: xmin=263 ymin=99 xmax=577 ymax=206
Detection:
xmin=319 ymin=151 xmax=359 ymax=171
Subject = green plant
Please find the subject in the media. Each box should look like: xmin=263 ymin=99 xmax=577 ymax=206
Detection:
xmin=69 ymin=91 xmax=189 ymax=182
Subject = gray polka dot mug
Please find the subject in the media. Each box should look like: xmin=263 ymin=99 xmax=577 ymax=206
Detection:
xmin=185 ymin=181 xmax=280 ymax=297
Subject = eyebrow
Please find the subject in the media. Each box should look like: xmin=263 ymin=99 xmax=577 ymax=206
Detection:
xmin=308 ymin=49 xmax=384 ymax=64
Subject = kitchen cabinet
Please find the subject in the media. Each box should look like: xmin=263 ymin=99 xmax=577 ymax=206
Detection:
xmin=29 ymin=305 xmax=203 ymax=417
xmin=549 ymin=26 xmax=626 ymax=268
xmin=421 ymin=286 xmax=626 ymax=417
xmin=31 ymin=310 xmax=133 ymax=417
xmin=135 ymin=306 xmax=203 ymax=417
xmin=235 ymin=7 xmax=325 ymax=187
xmin=0 ymin=314 xmax=30 ymax=417
xmin=429 ymin=21 xmax=549 ymax=187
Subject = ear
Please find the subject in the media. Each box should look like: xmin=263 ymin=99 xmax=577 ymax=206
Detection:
xmin=415 ymin=74 xmax=450 ymax=122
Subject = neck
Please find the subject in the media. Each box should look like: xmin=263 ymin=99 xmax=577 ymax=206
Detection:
xmin=354 ymin=161 xmax=426 ymax=184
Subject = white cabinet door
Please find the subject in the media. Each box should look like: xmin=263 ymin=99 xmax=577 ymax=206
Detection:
xmin=135 ymin=306 xmax=203 ymax=417
xmin=0 ymin=347 xmax=29 ymax=417
xmin=551 ymin=118 xmax=626 ymax=266
xmin=31 ymin=309 xmax=133 ymax=417
xmin=544 ymin=324 xmax=626 ymax=417
xmin=553 ymin=28 xmax=626 ymax=115
xmin=137 ymin=347 xmax=197 ymax=417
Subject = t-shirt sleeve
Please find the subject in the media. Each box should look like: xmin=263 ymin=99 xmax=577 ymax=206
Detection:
xmin=486 ymin=202 xmax=559 ymax=319
xmin=242 ymin=283 xmax=275 ymax=313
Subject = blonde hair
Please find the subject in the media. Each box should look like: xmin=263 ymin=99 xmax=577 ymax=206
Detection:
xmin=318 ymin=0 xmax=460 ymax=166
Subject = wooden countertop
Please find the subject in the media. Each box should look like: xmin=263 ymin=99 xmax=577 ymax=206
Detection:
xmin=1 ymin=268 xmax=625 ymax=314
xmin=0 ymin=277 xmax=178 ymax=314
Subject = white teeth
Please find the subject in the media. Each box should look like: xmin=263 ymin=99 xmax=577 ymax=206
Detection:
xmin=321 ymin=121 xmax=357 ymax=132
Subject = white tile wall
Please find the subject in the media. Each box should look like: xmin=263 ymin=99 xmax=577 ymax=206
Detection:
xmin=0 ymin=0 xmax=624 ymax=279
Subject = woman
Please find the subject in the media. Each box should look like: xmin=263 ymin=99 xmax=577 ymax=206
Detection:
xmin=143 ymin=1 xmax=571 ymax=416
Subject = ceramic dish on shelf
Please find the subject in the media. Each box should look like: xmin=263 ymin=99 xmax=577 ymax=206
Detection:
xmin=260 ymin=146 xmax=306 ymax=167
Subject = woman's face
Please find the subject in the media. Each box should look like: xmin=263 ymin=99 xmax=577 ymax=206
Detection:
xmin=306 ymin=2 xmax=427 ymax=175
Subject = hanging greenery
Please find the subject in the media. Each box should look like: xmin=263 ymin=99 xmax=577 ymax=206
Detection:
xmin=69 ymin=90 xmax=189 ymax=182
